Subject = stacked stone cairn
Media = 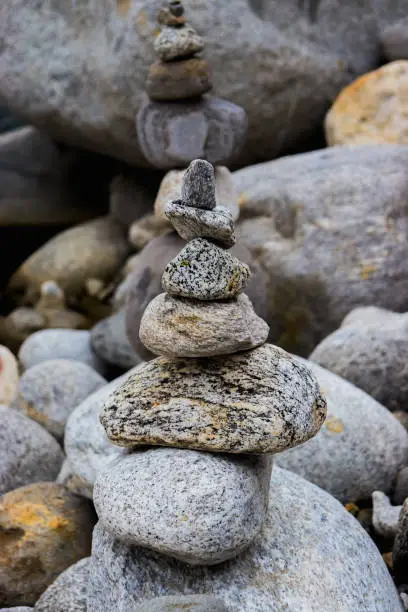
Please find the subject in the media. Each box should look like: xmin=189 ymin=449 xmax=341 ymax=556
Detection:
xmin=137 ymin=0 xmax=248 ymax=169
xmin=92 ymin=159 xmax=327 ymax=609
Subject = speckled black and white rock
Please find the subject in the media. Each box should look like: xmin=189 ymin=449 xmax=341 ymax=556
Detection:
xmin=11 ymin=359 xmax=106 ymax=440
xmin=87 ymin=467 xmax=403 ymax=612
xmin=19 ymin=329 xmax=107 ymax=375
xmin=276 ymin=359 xmax=408 ymax=502
xmin=162 ymin=239 xmax=250 ymax=300
xmin=133 ymin=595 xmax=229 ymax=611
xmin=181 ymin=159 xmax=216 ymax=210
xmin=139 ymin=293 xmax=269 ymax=358
xmin=164 ymin=200 xmax=235 ymax=247
xmin=94 ymin=449 xmax=272 ymax=565
xmin=393 ymin=498 xmax=408 ymax=586
xmin=34 ymin=557 xmax=89 ymax=612
xmin=101 ymin=343 xmax=326 ymax=453
xmin=372 ymin=491 xmax=402 ymax=541
xmin=154 ymin=25 xmax=205 ymax=62
xmin=0 ymin=405 xmax=64 ymax=495
xmin=90 ymin=310 xmax=141 ymax=371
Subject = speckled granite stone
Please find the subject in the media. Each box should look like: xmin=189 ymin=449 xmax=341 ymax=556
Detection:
xmin=164 ymin=200 xmax=235 ymax=246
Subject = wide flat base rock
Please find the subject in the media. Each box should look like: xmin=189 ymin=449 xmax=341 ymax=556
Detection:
xmin=87 ymin=467 xmax=402 ymax=612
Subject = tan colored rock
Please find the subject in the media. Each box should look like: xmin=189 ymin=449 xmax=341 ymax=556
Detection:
xmin=325 ymin=61 xmax=408 ymax=146
xmin=146 ymin=59 xmax=212 ymax=101
xmin=139 ymin=293 xmax=269 ymax=358
xmin=0 ymin=345 xmax=19 ymax=404
xmin=128 ymin=214 xmax=170 ymax=250
xmin=0 ymin=483 xmax=95 ymax=607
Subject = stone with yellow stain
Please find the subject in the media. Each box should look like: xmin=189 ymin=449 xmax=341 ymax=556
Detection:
xmin=325 ymin=61 xmax=408 ymax=146
xmin=0 ymin=345 xmax=19 ymax=405
xmin=0 ymin=483 xmax=95 ymax=607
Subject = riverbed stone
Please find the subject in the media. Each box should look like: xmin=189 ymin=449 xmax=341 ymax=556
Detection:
xmin=87 ymin=467 xmax=402 ymax=612
xmin=0 ymin=483 xmax=95 ymax=607
xmin=181 ymin=159 xmax=216 ymax=210
xmin=0 ymin=345 xmax=19 ymax=405
xmin=0 ymin=405 xmax=64 ymax=494
xmin=101 ymin=343 xmax=326 ymax=453
xmin=154 ymin=25 xmax=205 ymax=62
xmin=12 ymin=359 xmax=106 ymax=440
xmin=164 ymin=200 xmax=235 ymax=246
xmin=94 ymin=449 xmax=272 ymax=565
xmin=276 ymin=359 xmax=408 ymax=502
xmin=162 ymin=239 xmax=250 ymax=300
xmin=146 ymin=59 xmax=212 ymax=101
xmin=133 ymin=596 xmax=229 ymax=612
xmin=372 ymin=491 xmax=401 ymax=541
xmin=34 ymin=557 xmax=89 ymax=612
xmin=139 ymin=293 xmax=268 ymax=358
xmin=91 ymin=310 xmax=141 ymax=371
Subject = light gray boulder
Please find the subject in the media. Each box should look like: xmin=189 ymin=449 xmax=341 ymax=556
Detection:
xmin=91 ymin=310 xmax=141 ymax=371
xmin=0 ymin=405 xmax=64 ymax=494
xmin=234 ymin=144 xmax=408 ymax=355
xmin=19 ymin=329 xmax=106 ymax=375
xmin=87 ymin=467 xmax=403 ymax=612
xmin=309 ymin=306 xmax=408 ymax=412
xmin=34 ymin=557 xmax=89 ymax=612
xmin=101 ymin=343 xmax=326 ymax=453
xmin=12 ymin=359 xmax=106 ymax=440
xmin=372 ymin=491 xmax=401 ymax=540
xmin=0 ymin=0 xmax=380 ymax=167
xmin=276 ymin=359 xmax=408 ymax=502
xmin=139 ymin=293 xmax=269 ymax=358
xmin=133 ymin=595 xmax=228 ymax=612
xmin=94 ymin=449 xmax=272 ymax=565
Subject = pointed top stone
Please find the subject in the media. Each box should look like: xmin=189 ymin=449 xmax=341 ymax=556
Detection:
xmin=181 ymin=159 xmax=216 ymax=210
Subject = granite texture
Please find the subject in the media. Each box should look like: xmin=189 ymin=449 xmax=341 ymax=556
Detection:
xmin=34 ymin=557 xmax=89 ymax=612
xmin=133 ymin=596 xmax=228 ymax=611
xmin=181 ymin=159 xmax=216 ymax=210
xmin=164 ymin=200 xmax=235 ymax=247
xmin=154 ymin=25 xmax=205 ymax=62
xmin=101 ymin=343 xmax=326 ymax=453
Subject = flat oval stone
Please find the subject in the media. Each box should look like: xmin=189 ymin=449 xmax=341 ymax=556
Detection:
xmin=162 ymin=238 xmax=250 ymax=299
xmin=154 ymin=25 xmax=205 ymax=62
xmin=136 ymin=95 xmax=248 ymax=169
xmin=94 ymin=449 xmax=272 ymax=565
xmin=165 ymin=201 xmax=235 ymax=246
xmin=146 ymin=59 xmax=212 ymax=102
xmin=100 ymin=343 xmax=326 ymax=453
xmin=139 ymin=293 xmax=268 ymax=358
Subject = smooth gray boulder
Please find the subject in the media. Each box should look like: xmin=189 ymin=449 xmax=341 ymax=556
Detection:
xmin=133 ymin=595 xmax=228 ymax=612
xmin=19 ymin=329 xmax=106 ymax=375
xmin=12 ymin=359 xmax=106 ymax=440
xmin=34 ymin=557 xmax=89 ymax=612
xmin=87 ymin=467 xmax=403 ymax=612
xmin=94 ymin=449 xmax=272 ymax=565
xmin=0 ymin=405 xmax=64 ymax=494
xmin=234 ymin=144 xmax=408 ymax=355
xmin=0 ymin=1 xmax=380 ymax=167
xmin=276 ymin=359 xmax=408 ymax=502
xmin=91 ymin=310 xmax=141 ymax=371
xmin=309 ymin=306 xmax=408 ymax=412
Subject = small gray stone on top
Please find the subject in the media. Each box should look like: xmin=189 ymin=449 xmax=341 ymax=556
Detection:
xmin=34 ymin=557 xmax=89 ymax=612
xmin=94 ymin=449 xmax=272 ymax=565
xmin=133 ymin=595 xmax=229 ymax=611
xmin=19 ymin=329 xmax=107 ymax=375
xmin=139 ymin=293 xmax=268 ymax=358
xmin=90 ymin=310 xmax=141 ymax=371
xmin=164 ymin=200 xmax=235 ymax=247
xmin=372 ymin=491 xmax=402 ymax=541
xmin=0 ymin=405 xmax=64 ymax=494
xmin=181 ymin=159 xmax=216 ymax=210
xmin=162 ymin=238 xmax=250 ymax=300
xmin=154 ymin=25 xmax=205 ymax=62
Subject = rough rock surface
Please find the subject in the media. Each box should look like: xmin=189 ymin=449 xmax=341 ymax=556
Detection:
xmin=181 ymin=159 xmax=216 ymax=210
xmin=0 ymin=405 xmax=64 ymax=494
xmin=139 ymin=293 xmax=268 ymax=358
xmin=126 ymin=232 xmax=269 ymax=359
xmin=234 ymin=144 xmax=408 ymax=355
xmin=0 ymin=345 xmax=19 ymax=404
xmin=393 ymin=498 xmax=408 ymax=586
xmin=87 ymin=467 xmax=402 ymax=612
xmin=0 ymin=483 xmax=95 ymax=607
xmin=372 ymin=491 xmax=401 ymax=541
xmin=164 ymin=200 xmax=235 ymax=247
xmin=94 ymin=449 xmax=272 ymax=565
xmin=276 ymin=359 xmax=408 ymax=502
xmin=7 ymin=216 xmax=130 ymax=304
xmin=34 ymin=557 xmax=89 ymax=612
xmin=0 ymin=0 xmax=380 ymax=167
xmin=12 ymin=359 xmax=106 ymax=440
xmin=19 ymin=329 xmax=106 ymax=375
xmin=325 ymin=61 xmax=408 ymax=146
xmin=154 ymin=25 xmax=205 ymax=62
xmin=309 ymin=306 xmax=408 ymax=412
xmin=162 ymin=238 xmax=250 ymax=299
xmin=146 ymin=58 xmax=212 ymax=101
xmin=91 ymin=310 xmax=141 ymax=371
xmin=101 ymin=343 xmax=326 ymax=453
xmin=133 ymin=595 xmax=229 ymax=612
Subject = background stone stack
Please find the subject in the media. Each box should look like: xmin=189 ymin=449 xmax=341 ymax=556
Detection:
xmin=137 ymin=0 xmax=248 ymax=169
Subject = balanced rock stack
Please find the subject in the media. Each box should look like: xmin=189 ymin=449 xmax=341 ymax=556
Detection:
xmin=90 ymin=159 xmax=327 ymax=608
xmin=137 ymin=0 xmax=248 ymax=168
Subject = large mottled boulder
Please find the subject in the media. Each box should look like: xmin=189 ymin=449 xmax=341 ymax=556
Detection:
xmin=87 ymin=467 xmax=403 ymax=612
xmin=309 ymin=307 xmax=408 ymax=412
xmin=234 ymin=144 xmax=408 ymax=355
xmin=0 ymin=1 xmax=381 ymax=168
xmin=276 ymin=359 xmax=408 ymax=502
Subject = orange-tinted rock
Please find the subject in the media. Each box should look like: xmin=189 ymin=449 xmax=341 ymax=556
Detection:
xmin=0 ymin=483 xmax=95 ymax=607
